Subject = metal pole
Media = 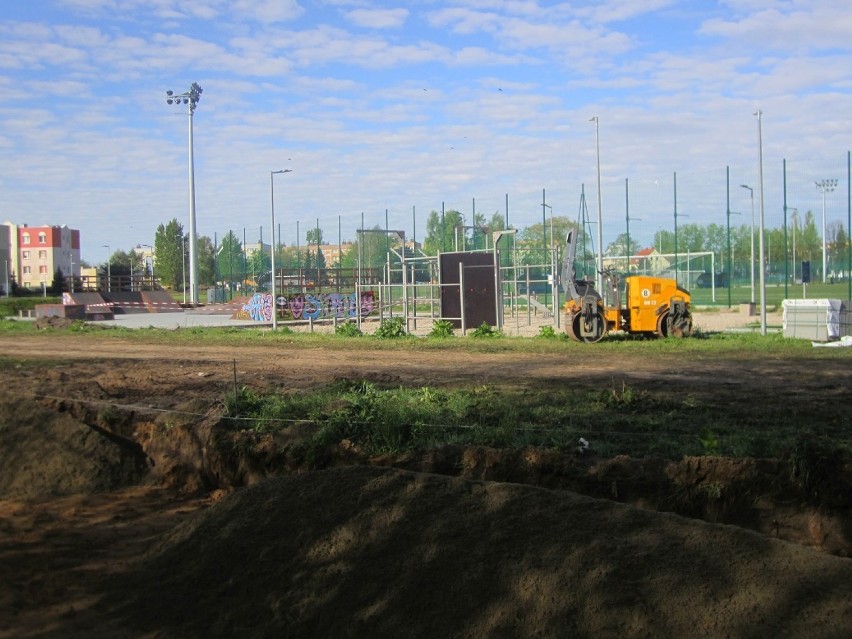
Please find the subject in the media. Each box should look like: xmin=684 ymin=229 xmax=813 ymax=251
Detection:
xmin=182 ymin=235 xmax=186 ymax=304
xmin=674 ymin=172 xmax=679 ymax=284
xmin=338 ymin=214 xmax=342 ymax=292
xmin=459 ymin=262 xmax=466 ymax=334
xmin=756 ymin=109 xmax=767 ymax=335
xmin=740 ymin=184 xmax=755 ymax=303
xmin=591 ymin=117 xmax=604 ymax=294
xmin=726 ymin=166 xmax=732 ymax=308
xmin=505 ymin=193 xmax=509 ymax=229
xmin=625 ymin=178 xmax=630 ymax=274
xmin=782 ymin=159 xmax=789 ymax=299
xmin=441 ymin=202 xmax=445 ymax=252
xmin=792 ymin=211 xmax=797 ymax=281
xmin=271 ymin=172 xmax=276 ymax=329
xmin=270 ymin=170 xmax=291 ymax=330
xmin=187 ymin=96 xmax=199 ymax=305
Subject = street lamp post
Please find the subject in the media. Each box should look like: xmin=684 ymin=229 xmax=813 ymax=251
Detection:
xmin=590 ymin=116 xmax=604 ymax=295
xmin=815 ymin=179 xmax=837 ymax=282
xmin=166 ymin=82 xmax=202 ymax=305
xmin=270 ymin=169 xmax=292 ymax=330
xmin=102 ymin=245 xmax=111 ymax=292
xmin=740 ymin=184 xmax=755 ymax=303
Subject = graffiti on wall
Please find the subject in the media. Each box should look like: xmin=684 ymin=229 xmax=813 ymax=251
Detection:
xmin=241 ymin=293 xmax=274 ymax=322
xmin=238 ymin=291 xmax=375 ymax=322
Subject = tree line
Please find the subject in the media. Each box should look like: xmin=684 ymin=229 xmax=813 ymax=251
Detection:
xmin=101 ymin=207 xmax=848 ymax=290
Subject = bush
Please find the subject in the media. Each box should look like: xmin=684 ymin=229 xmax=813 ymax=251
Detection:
xmin=428 ymin=319 xmax=455 ymax=338
xmin=537 ymin=325 xmax=558 ymax=339
xmin=335 ymin=320 xmax=363 ymax=337
xmin=374 ymin=317 xmax=408 ymax=339
xmin=470 ymin=322 xmax=503 ymax=338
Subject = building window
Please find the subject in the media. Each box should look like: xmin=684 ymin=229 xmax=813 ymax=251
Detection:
xmin=39 ymin=265 xmax=48 ymax=274
xmin=22 ymin=250 xmax=30 ymax=259
xmin=22 ymin=233 xmax=30 ymax=245
xmin=39 ymin=250 xmax=47 ymax=259
xmin=38 ymin=233 xmax=47 ymax=244
xmin=23 ymin=266 xmax=31 ymax=274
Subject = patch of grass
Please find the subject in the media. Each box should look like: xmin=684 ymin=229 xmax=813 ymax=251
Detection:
xmin=0 ymin=318 xmax=34 ymax=334
xmin=223 ymin=376 xmax=851 ymax=464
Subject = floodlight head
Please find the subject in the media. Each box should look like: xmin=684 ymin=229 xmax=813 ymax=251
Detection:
xmin=166 ymin=90 xmax=173 ymax=96
xmin=166 ymin=98 xmax=173 ymax=104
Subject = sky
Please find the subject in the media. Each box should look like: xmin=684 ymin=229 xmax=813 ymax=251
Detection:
xmin=1 ymin=0 xmax=851 ymax=265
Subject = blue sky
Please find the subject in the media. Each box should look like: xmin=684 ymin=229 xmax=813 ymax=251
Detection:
xmin=1 ymin=0 xmax=850 ymax=264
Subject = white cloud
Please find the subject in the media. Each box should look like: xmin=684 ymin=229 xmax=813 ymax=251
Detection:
xmin=344 ymin=8 xmax=409 ymax=29
xmin=231 ymin=0 xmax=304 ymax=24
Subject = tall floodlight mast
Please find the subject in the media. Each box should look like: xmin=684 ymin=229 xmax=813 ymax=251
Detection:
xmin=815 ymin=178 xmax=838 ymax=283
xmin=165 ymin=82 xmax=203 ymax=304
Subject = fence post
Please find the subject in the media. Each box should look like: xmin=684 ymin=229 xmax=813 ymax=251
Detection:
xmin=459 ymin=262 xmax=466 ymax=335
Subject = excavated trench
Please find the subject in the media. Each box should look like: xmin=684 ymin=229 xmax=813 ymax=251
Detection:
xmin=3 ymin=398 xmax=849 ymax=557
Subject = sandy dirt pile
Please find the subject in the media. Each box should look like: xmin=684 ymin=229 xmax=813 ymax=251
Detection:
xmin=79 ymin=465 xmax=851 ymax=638
xmin=0 ymin=398 xmax=148 ymax=499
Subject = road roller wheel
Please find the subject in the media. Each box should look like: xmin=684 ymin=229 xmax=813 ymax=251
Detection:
xmin=568 ymin=310 xmax=606 ymax=343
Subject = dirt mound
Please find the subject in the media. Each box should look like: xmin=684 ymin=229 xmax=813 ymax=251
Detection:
xmin=90 ymin=466 xmax=852 ymax=639
xmin=0 ymin=399 xmax=149 ymax=499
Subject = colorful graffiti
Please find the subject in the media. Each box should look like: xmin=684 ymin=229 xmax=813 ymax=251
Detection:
xmin=242 ymin=293 xmax=273 ymax=322
xmin=238 ymin=291 xmax=375 ymax=322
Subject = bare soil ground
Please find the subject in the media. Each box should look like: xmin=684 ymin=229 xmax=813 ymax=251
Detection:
xmin=1 ymin=313 xmax=851 ymax=638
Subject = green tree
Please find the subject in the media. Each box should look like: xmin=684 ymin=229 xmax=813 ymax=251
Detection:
xmin=339 ymin=226 xmax=397 ymax=270
xmin=705 ymin=223 xmax=727 ymax=258
xmin=247 ymin=247 xmax=271 ymax=281
xmin=827 ymin=221 xmax=848 ymax=279
xmin=798 ymin=211 xmax=821 ymax=266
xmin=423 ymin=209 xmax=464 ymax=255
xmin=653 ymin=229 xmax=675 ymax=256
xmin=196 ymin=236 xmax=217 ymax=286
xmin=279 ymin=245 xmax=300 ymax=270
xmin=218 ymin=231 xmax=243 ymax=289
xmin=306 ymin=227 xmax=323 ymax=245
xmin=154 ymin=219 xmax=184 ymax=289
xmin=48 ymin=268 xmax=65 ymax=295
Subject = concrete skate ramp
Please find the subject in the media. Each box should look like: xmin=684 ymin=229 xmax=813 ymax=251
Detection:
xmin=139 ymin=290 xmax=183 ymax=313
xmin=63 ymin=291 xmax=114 ymax=320
xmin=101 ymin=292 xmax=148 ymax=314
xmin=65 ymin=292 xmax=106 ymax=307
xmin=88 ymin=291 xmax=183 ymax=314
